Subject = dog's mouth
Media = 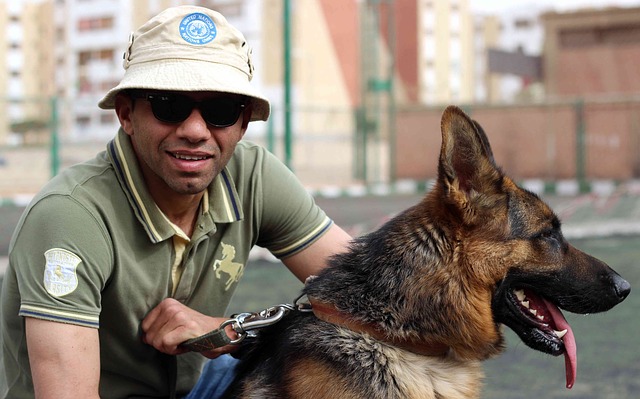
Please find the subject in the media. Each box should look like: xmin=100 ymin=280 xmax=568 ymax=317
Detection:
xmin=498 ymin=287 xmax=576 ymax=389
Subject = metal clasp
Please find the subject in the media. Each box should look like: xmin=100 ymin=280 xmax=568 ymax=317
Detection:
xmin=221 ymin=304 xmax=293 ymax=344
xmin=216 ymin=294 xmax=313 ymax=345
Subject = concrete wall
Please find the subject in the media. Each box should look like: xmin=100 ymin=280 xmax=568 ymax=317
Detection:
xmin=543 ymin=7 xmax=640 ymax=98
xmin=395 ymin=99 xmax=640 ymax=181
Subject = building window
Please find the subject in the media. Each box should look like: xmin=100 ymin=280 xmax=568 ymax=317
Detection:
xmin=514 ymin=18 xmax=532 ymax=29
xmin=99 ymin=49 xmax=114 ymax=60
xmin=79 ymin=77 xmax=92 ymax=94
xmin=78 ymin=49 xmax=115 ymax=66
xmin=76 ymin=115 xmax=91 ymax=128
xmin=450 ymin=11 xmax=460 ymax=33
xmin=100 ymin=113 xmax=115 ymax=125
xmin=77 ymin=17 xmax=114 ymax=32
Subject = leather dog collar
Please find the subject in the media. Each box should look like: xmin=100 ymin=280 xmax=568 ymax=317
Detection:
xmin=308 ymin=297 xmax=450 ymax=358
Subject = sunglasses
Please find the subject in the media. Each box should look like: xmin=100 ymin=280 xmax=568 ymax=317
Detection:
xmin=130 ymin=91 xmax=246 ymax=127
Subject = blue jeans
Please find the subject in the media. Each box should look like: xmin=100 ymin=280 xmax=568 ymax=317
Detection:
xmin=184 ymin=355 xmax=240 ymax=399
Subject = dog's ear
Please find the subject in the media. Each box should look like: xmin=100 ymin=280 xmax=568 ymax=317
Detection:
xmin=438 ymin=106 xmax=500 ymax=195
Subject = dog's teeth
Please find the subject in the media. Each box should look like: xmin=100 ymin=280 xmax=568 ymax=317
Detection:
xmin=555 ymin=329 xmax=568 ymax=339
xmin=514 ymin=289 xmax=526 ymax=301
xmin=529 ymin=309 xmax=537 ymax=316
xmin=521 ymin=300 xmax=530 ymax=308
xmin=537 ymin=315 xmax=545 ymax=321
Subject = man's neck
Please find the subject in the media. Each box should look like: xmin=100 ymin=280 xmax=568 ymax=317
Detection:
xmin=153 ymin=191 xmax=204 ymax=238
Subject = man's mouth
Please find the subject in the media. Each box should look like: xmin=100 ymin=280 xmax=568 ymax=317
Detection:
xmin=169 ymin=152 xmax=212 ymax=161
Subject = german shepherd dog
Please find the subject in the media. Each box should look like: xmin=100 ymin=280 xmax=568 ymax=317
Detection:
xmin=223 ymin=106 xmax=630 ymax=398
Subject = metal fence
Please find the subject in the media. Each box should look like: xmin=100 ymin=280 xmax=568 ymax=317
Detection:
xmin=395 ymin=96 xmax=640 ymax=186
xmin=1 ymin=95 xmax=640 ymax=199
xmin=0 ymin=98 xmax=365 ymax=197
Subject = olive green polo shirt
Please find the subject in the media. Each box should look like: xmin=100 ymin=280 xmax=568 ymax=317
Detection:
xmin=0 ymin=129 xmax=332 ymax=398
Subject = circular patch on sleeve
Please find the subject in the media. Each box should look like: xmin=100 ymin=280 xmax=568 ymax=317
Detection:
xmin=179 ymin=12 xmax=217 ymax=45
xmin=43 ymin=248 xmax=81 ymax=297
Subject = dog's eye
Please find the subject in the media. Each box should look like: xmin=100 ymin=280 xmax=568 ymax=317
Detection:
xmin=536 ymin=230 xmax=558 ymax=242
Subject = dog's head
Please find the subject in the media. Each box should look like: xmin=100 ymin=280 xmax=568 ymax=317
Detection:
xmin=435 ymin=106 xmax=630 ymax=388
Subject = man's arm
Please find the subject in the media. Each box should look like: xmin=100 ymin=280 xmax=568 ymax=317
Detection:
xmin=281 ymin=223 xmax=352 ymax=282
xmin=141 ymin=225 xmax=350 ymax=359
xmin=26 ymin=318 xmax=101 ymax=399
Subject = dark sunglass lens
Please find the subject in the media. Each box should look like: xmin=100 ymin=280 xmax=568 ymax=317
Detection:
xmin=149 ymin=94 xmax=193 ymax=123
xmin=201 ymin=98 xmax=242 ymax=127
xmin=144 ymin=94 xmax=243 ymax=126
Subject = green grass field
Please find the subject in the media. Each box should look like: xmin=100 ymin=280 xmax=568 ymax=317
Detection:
xmin=230 ymin=235 xmax=639 ymax=399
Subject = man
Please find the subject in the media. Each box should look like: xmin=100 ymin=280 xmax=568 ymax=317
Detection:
xmin=0 ymin=6 xmax=351 ymax=398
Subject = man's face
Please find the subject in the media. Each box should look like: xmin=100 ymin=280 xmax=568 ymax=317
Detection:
xmin=115 ymin=90 xmax=250 ymax=198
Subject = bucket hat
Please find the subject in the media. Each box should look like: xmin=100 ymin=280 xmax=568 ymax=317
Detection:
xmin=98 ymin=5 xmax=270 ymax=122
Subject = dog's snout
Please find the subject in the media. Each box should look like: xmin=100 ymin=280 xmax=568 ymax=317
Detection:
xmin=611 ymin=274 xmax=631 ymax=301
xmin=602 ymin=272 xmax=631 ymax=302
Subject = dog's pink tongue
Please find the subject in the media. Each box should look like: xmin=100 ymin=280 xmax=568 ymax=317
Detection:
xmin=543 ymin=298 xmax=576 ymax=389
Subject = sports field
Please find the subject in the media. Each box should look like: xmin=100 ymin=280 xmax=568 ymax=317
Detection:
xmin=230 ymin=235 xmax=639 ymax=399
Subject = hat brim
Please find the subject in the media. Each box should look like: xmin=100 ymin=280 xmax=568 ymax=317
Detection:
xmin=98 ymin=59 xmax=270 ymax=122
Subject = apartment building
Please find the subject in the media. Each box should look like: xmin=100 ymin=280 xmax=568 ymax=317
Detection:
xmin=0 ymin=0 xmax=55 ymax=145
xmin=416 ymin=0 xmax=476 ymax=105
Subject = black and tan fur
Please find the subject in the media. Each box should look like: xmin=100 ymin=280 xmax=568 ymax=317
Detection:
xmin=223 ymin=106 xmax=630 ymax=398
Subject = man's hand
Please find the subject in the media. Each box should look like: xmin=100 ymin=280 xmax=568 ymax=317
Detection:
xmin=141 ymin=298 xmax=237 ymax=359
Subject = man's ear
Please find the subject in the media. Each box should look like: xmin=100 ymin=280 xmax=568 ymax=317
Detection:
xmin=114 ymin=92 xmax=134 ymax=135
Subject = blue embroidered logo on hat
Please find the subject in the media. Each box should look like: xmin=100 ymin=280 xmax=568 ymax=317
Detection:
xmin=179 ymin=12 xmax=217 ymax=45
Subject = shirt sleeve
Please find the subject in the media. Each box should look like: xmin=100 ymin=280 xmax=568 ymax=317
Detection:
xmin=10 ymin=194 xmax=113 ymax=328
xmin=253 ymin=149 xmax=333 ymax=258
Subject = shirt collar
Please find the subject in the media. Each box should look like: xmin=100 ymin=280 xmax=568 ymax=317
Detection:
xmin=107 ymin=129 xmax=243 ymax=244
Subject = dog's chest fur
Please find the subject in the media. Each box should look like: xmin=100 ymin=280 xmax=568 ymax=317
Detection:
xmin=343 ymin=329 xmax=483 ymax=399
xmin=285 ymin=323 xmax=483 ymax=399
xmin=386 ymin=348 xmax=482 ymax=398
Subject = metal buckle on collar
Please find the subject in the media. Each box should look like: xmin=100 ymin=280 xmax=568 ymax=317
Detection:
xmin=222 ymin=304 xmax=295 ymax=344
xmin=293 ymin=293 xmax=313 ymax=312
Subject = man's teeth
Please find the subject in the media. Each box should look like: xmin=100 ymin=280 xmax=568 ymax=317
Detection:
xmin=173 ymin=153 xmax=208 ymax=161
xmin=513 ymin=289 xmax=567 ymax=338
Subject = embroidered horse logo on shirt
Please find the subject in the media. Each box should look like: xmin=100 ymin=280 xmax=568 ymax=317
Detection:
xmin=212 ymin=242 xmax=244 ymax=291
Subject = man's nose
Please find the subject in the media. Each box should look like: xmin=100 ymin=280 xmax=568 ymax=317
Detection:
xmin=175 ymin=109 xmax=210 ymax=142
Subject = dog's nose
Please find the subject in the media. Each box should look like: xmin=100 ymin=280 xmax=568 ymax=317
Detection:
xmin=611 ymin=274 xmax=631 ymax=302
